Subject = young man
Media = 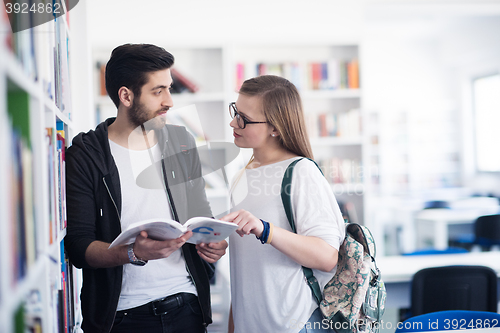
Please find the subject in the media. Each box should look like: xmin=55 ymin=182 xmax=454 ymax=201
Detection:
xmin=65 ymin=44 xmax=227 ymax=333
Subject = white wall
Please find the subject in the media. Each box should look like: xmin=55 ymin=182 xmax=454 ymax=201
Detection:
xmin=86 ymin=0 xmax=365 ymax=48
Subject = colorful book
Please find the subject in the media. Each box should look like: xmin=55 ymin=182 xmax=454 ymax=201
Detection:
xmin=170 ymin=67 xmax=199 ymax=93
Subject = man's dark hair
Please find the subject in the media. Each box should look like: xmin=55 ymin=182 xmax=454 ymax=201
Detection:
xmin=105 ymin=44 xmax=175 ymax=107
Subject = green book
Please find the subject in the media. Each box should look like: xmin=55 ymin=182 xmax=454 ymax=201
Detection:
xmin=7 ymin=90 xmax=31 ymax=148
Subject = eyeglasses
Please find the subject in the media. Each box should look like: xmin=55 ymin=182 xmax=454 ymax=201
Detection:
xmin=229 ymin=102 xmax=268 ymax=129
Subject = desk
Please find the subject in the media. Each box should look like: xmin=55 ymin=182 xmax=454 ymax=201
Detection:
xmin=377 ymin=251 xmax=500 ymax=309
xmin=415 ymin=206 xmax=500 ymax=250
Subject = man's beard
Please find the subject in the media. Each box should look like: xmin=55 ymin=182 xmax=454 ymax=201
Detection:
xmin=128 ymin=98 xmax=168 ymax=131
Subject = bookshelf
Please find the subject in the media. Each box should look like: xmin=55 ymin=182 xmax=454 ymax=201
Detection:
xmin=0 ymin=2 xmax=87 ymax=332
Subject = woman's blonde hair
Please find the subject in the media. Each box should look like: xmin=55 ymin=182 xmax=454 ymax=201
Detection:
xmin=239 ymin=75 xmax=313 ymax=159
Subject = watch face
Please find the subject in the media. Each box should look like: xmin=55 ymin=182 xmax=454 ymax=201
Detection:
xmin=130 ymin=259 xmax=147 ymax=266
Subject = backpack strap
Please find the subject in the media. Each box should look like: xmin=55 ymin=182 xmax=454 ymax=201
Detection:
xmin=281 ymin=157 xmax=323 ymax=305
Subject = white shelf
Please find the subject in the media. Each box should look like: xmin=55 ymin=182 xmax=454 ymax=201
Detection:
xmin=95 ymin=91 xmax=226 ymax=107
xmin=172 ymin=92 xmax=226 ymax=103
xmin=301 ymin=89 xmax=361 ymax=99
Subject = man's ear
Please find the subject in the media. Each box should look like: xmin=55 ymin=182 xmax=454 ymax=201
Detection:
xmin=118 ymin=86 xmax=134 ymax=107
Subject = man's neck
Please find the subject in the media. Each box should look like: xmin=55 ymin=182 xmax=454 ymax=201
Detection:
xmin=108 ymin=116 xmax=158 ymax=150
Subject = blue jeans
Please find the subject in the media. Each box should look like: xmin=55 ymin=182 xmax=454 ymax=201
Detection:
xmin=110 ymin=293 xmax=206 ymax=333
xmin=298 ymin=307 xmax=337 ymax=333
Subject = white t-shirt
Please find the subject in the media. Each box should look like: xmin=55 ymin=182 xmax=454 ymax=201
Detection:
xmin=109 ymin=139 xmax=197 ymax=311
xmin=229 ymin=157 xmax=345 ymax=333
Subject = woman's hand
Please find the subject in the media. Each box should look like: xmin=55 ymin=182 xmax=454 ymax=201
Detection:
xmin=221 ymin=209 xmax=264 ymax=238
xmin=196 ymin=240 xmax=228 ymax=263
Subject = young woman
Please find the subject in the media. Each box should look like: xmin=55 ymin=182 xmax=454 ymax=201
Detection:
xmin=221 ymin=75 xmax=346 ymax=333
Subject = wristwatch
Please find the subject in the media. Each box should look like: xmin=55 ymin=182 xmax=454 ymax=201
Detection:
xmin=127 ymin=243 xmax=147 ymax=266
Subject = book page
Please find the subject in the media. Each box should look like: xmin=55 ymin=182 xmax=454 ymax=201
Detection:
xmin=185 ymin=217 xmax=239 ymax=244
xmin=108 ymin=219 xmax=185 ymax=249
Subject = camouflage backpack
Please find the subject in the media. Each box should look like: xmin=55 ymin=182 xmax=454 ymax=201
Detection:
xmin=281 ymin=158 xmax=386 ymax=333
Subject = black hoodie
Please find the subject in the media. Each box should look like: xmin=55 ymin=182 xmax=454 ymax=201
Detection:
xmin=65 ymin=118 xmax=214 ymax=332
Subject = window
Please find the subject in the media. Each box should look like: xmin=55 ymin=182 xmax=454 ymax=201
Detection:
xmin=473 ymin=74 xmax=500 ymax=172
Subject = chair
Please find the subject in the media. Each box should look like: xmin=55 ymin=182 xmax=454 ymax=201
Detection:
xmin=402 ymin=248 xmax=468 ymax=256
xmin=411 ymin=265 xmax=498 ymax=317
xmin=424 ymin=200 xmax=450 ymax=209
xmin=395 ymin=310 xmax=500 ymax=332
xmin=475 ymin=214 xmax=500 ymax=250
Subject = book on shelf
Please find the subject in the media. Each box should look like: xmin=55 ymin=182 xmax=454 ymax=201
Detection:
xmin=252 ymin=62 xmax=303 ymax=90
xmin=34 ymin=22 xmax=56 ymax=101
xmin=10 ymin=131 xmax=28 ymax=282
xmin=22 ymin=144 xmax=36 ymax=269
xmin=235 ymin=62 xmax=245 ymax=90
xmin=59 ymin=19 xmax=72 ymax=118
xmin=108 ymin=217 xmax=239 ymax=248
xmin=306 ymin=108 xmax=361 ymax=139
xmin=98 ymin=62 xmax=107 ymax=95
xmin=240 ymin=58 xmax=359 ymax=91
xmin=7 ymin=89 xmax=39 ymax=281
xmin=348 ymin=59 xmax=359 ymax=89
xmin=318 ymin=157 xmax=363 ymax=185
xmin=1 ymin=1 xmax=12 ymax=51
xmin=56 ymin=125 xmax=67 ymax=232
xmin=46 ymin=128 xmax=57 ymax=245
xmin=170 ymin=67 xmax=199 ymax=93
xmin=19 ymin=289 xmax=44 ymax=333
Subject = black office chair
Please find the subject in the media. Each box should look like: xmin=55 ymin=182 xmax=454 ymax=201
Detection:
xmin=475 ymin=214 xmax=500 ymax=250
xmin=411 ymin=265 xmax=498 ymax=317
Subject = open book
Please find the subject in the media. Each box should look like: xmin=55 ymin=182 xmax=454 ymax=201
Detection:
xmin=108 ymin=217 xmax=238 ymax=249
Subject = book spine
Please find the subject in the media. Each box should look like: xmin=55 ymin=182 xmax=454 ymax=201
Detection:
xmin=170 ymin=68 xmax=199 ymax=93
xmin=235 ymin=62 xmax=245 ymax=91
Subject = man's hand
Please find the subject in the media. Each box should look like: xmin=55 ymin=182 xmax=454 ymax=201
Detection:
xmin=134 ymin=230 xmax=193 ymax=261
xmin=196 ymin=240 xmax=228 ymax=263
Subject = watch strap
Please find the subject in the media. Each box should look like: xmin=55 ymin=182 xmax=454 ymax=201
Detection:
xmin=127 ymin=243 xmax=147 ymax=266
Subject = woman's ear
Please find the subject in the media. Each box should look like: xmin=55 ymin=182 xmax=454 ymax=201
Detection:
xmin=118 ymin=86 xmax=134 ymax=108
xmin=271 ymin=128 xmax=279 ymax=137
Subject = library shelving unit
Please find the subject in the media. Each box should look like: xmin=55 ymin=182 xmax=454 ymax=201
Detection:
xmin=231 ymin=44 xmax=365 ymax=223
xmin=0 ymin=2 xmax=87 ymax=332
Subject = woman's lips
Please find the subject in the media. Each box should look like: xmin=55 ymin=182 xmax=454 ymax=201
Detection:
xmin=233 ymin=131 xmax=241 ymax=138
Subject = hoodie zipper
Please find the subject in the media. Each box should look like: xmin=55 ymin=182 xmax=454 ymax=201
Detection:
xmin=161 ymin=152 xmax=208 ymax=327
xmin=102 ymin=177 xmax=121 ymax=332
xmin=103 ymin=177 xmax=121 ymax=220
